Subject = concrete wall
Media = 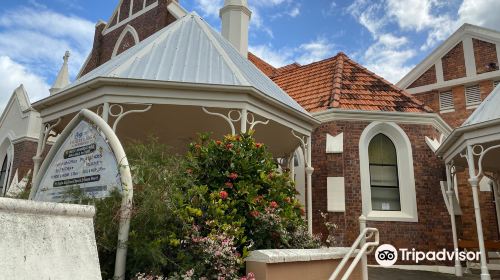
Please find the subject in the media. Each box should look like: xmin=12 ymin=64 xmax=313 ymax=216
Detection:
xmin=0 ymin=198 xmax=101 ymax=280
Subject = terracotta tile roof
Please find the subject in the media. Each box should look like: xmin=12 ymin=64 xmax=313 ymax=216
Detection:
xmin=248 ymin=52 xmax=276 ymax=77
xmin=250 ymin=52 xmax=433 ymax=113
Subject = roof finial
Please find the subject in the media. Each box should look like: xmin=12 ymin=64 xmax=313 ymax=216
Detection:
xmin=50 ymin=51 xmax=71 ymax=95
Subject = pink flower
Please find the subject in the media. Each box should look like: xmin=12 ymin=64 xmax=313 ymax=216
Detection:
xmin=269 ymin=201 xmax=278 ymax=208
xmin=250 ymin=210 xmax=260 ymax=217
xmin=226 ymin=143 xmax=234 ymax=150
xmin=220 ymin=190 xmax=228 ymax=200
xmin=225 ymin=182 xmax=234 ymax=188
xmin=228 ymin=172 xmax=238 ymax=180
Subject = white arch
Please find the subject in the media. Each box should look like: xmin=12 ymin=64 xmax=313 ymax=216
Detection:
xmin=359 ymin=121 xmax=418 ymax=222
xmin=0 ymin=136 xmax=14 ymax=196
xmin=111 ymin=24 xmax=140 ymax=58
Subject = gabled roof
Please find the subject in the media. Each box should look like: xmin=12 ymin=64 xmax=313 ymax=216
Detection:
xmin=462 ymin=83 xmax=500 ymax=127
xmin=66 ymin=13 xmax=308 ymax=114
xmin=260 ymin=52 xmax=431 ymax=113
xmin=397 ymin=23 xmax=500 ymax=89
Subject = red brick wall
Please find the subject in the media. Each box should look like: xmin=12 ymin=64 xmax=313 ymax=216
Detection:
xmin=409 ymin=65 xmax=437 ymax=89
xmin=80 ymin=0 xmax=177 ymax=76
xmin=311 ymin=121 xmax=451 ymax=254
xmin=310 ymin=119 xmax=499 ymax=264
xmin=10 ymin=141 xmax=38 ymax=184
xmin=413 ymin=80 xmax=496 ymax=128
xmin=473 ymin=38 xmax=499 ymax=74
xmin=442 ymin=42 xmax=466 ymax=81
xmin=116 ymin=32 xmax=137 ymax=56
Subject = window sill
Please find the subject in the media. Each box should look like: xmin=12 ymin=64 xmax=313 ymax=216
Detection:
xmin=365 ymin=210 xmax=418 ymax=223
xmin=439 ymin=109 xmax=455 ymax=114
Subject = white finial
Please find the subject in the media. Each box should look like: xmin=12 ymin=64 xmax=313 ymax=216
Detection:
xmin=50 ymin=51 xmax=71 ymax=95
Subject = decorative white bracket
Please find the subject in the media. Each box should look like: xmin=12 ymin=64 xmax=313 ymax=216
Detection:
xmin=202 ymin=108 xmax=269 ymax=135
xmin=105 ymin=104 xmax=153 ymax=132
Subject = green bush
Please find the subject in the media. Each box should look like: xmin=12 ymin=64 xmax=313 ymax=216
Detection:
xmin=87 ymin=133 xmax=319 ymax=279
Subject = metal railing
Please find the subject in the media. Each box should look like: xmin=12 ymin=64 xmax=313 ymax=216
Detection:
xmin=329 ymin=216 xmax=379 ymax=280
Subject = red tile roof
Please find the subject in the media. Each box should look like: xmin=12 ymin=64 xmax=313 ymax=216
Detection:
xmin=249 ymin=52 xmax=432 ymax=113
xmin=248 ymin=52 xmax=276 ymax=77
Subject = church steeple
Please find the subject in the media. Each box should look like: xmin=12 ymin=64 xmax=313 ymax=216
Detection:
xmin=50 ymin=51 xmax=70 ymax=95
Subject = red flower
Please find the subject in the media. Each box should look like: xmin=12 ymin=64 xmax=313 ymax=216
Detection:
xmin=250 ymin=210 xmax=260 ymax=218
xmin=255 ymin=143 xmax=263 ymax=148
xmin=226 ymin=143 xmax=234 ymax=149
xmin=300 ymin=208 xmax=306 ymax=215
xmin=253 ymin=195 xmax=263 ymax=203
xmin=194 ymin=144 xmax=201 ymax=149
xmin=225 ymin=182 xmax=234 ymax=188
xmin=228 ymin=172 xmax=238 ymax=180
xmin=219 ymin=190 xmax=228 ymax=200
xmin=283 ymin=197 xmax=291 ymax=203
xmin=216 ymin=140 xmax=222 ymax=145
xmin=186 ymin=169 xmax=193 ymax=174
xmin=236 ymin=135 xmax=241 ymax=141
xmin=269 ymin=201 xmax=278 ymax=208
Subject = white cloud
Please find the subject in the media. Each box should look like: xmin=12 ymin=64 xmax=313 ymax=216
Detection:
xmin=194 ymin=0 xmax=223 ymax=18
xmin=288 ymin=6 xmax=300 ymax=18
xmin=0 ymin=56 xmax=49 ymax=109
xmin=250 ymin=37 xmax=335 ymax=67
xmin=363 ymin=34 xmax=416 ymax=83
xmin=458 ymin=0 xmax=500 ymax=30
xmin=0 ymin=5 xmax=94 ymax=107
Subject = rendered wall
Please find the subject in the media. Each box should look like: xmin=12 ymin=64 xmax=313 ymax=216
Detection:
xmin=0 ymin=197 xmax=101 ymax=280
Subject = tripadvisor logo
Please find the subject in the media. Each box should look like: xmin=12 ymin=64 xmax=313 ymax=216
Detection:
xmin=375 ymin=244 xmax=398 ymax=267
xmin=374 ymin=244 xmax=480 ymax=267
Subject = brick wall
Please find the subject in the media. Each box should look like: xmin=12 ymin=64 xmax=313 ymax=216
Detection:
xmin=10 ymin=141 xmax=38 ymax=184
xmin=473 ymin=38 xmax=499 ymax=74
xmin=442 ymin=42 xmax=466 ymax=81
xmin=311 ymin=120 xmax=452 ymax=255
xmin=409 ymin=65 xmax=437 ymax=89
xmin=81 ymin=0 xmax=177 ymax=76
xmin=413 ymin=80 xmax=496 ymax=128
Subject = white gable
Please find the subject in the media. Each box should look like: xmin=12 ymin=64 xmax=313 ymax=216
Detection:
xmin=0 ymin=85 xmax=41 ymax=143
xmin=397 ymin=24 xmax=500 ymax=94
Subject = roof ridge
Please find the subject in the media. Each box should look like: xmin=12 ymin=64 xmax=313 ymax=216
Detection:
xmin=342 ymin=55 xmax=433 ymax=113
xmin=329 ymin=53 xmax=345 ymax=109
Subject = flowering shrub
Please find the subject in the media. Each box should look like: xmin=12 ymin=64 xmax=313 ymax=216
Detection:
xmin=86 ymin=133 xmax=319 ymax=279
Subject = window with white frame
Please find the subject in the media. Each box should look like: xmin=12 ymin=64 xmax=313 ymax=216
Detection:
xmin=359 ymin=122 xmax=418 ymax=222
xmin=465 ymin=85 xmax=481 ymax=107
xmin=439 ymin=91 xmax=454 ymax=111
xmin=368 ymin=134 xmax=401 ymax=211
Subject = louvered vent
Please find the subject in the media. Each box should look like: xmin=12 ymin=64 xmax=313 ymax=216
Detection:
xmin=439 ymin=91 xmax=454 ymax=111
xmin=465 ymin=85 xmax=481 ymax=106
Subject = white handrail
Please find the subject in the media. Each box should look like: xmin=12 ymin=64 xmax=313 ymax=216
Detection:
xmin=329 ymin=227 xmax=379 ymax=280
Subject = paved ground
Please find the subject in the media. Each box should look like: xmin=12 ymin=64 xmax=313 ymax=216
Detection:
xmin=369 ymin=267 xmax=500 ymax=279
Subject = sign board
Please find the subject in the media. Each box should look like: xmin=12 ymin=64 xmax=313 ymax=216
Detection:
xmin=34 ymin=120 xmax=122 ymax=202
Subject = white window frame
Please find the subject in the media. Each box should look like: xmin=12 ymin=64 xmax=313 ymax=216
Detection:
xmin=359 ymin=122 xmax=418 ymax=222
xmin=439 ymin=91 xmax=454 ymax=113
xmin=465 ymin=84 xmax=482 ymax=108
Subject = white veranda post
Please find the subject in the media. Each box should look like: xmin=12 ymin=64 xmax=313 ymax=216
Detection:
xmin=446 ymin=163 xmax=462 ymax=277
xmin=464 ymin=144 xmax=490 ymax=280
xmin=30 ymin=110 xmax=134 ymax=280
xmin=292 ymin=130 xmax=314 ymax=234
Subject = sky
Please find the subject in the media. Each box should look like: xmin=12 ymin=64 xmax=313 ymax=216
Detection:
xmin=1 ymin=0 xmax=500 ymax=110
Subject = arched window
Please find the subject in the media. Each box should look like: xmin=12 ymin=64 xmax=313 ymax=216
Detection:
xmin=369 ymin=134 xmax=400 ymax=211
xmin=0 ymin=154 xmax=9 ymax=196
xmin=359 ymin=122 xmax=418 ymax=222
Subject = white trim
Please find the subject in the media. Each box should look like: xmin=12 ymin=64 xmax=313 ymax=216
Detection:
xmin=398 ymin=23 xmax=500 ymax=90
xmin=463 ymin=36 xmax=477 ymax=78
xmin=111 ymin=24 xmax=140 ymax=58
xmin=103 ymin=1 xmax=158 ymax=36
xmin=436 ymin=61 xmax=444 ymax=83
xmin=359 ymin=122 xmax=418 ymax=222
xmin=313 ymin=109 xmax=452 ymax=136
xmin=407 ymin=70 xmax=500 ymax=94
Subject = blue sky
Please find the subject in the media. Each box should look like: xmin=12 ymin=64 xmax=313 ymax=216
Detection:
xmin=1 ymin=0 xmax=500 ymax=109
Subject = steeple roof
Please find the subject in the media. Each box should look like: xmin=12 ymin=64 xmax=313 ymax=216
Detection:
xmin=66 ymin=12 xmax=307 ymax=114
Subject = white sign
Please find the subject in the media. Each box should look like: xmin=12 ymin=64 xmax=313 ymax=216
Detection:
xmin=34 ymin=120 xmax=122 ymax=202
